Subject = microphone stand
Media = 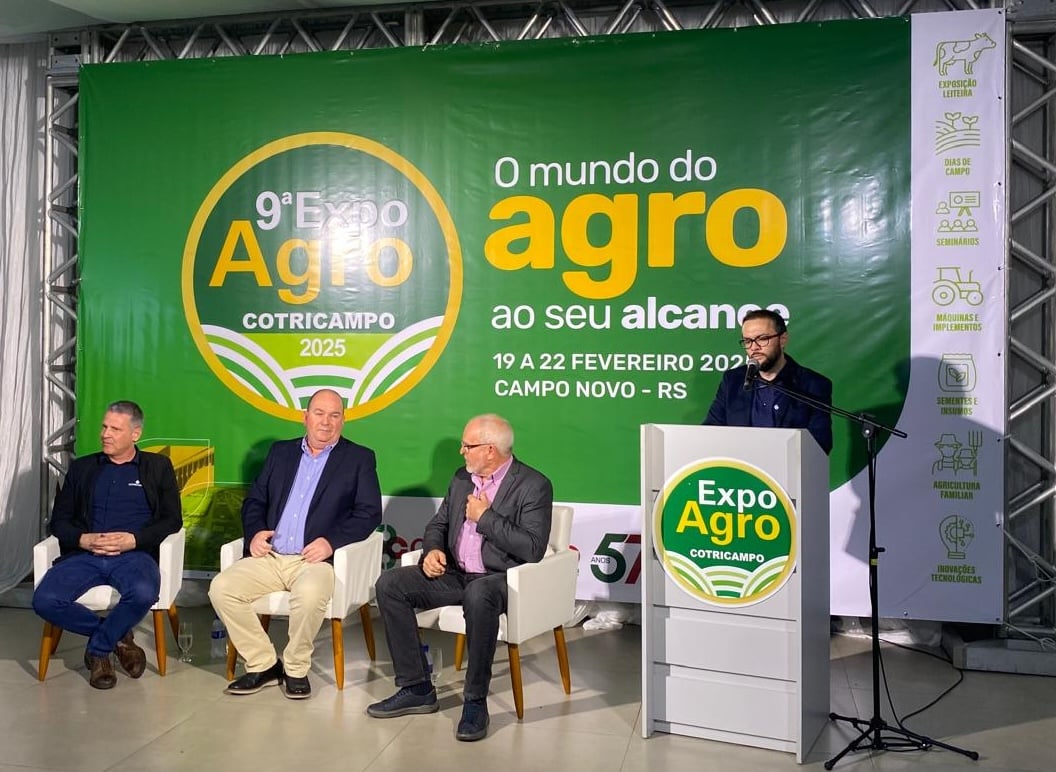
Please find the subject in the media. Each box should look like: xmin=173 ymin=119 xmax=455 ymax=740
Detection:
xmin=748 ymin=374 xmax=978 ymax=768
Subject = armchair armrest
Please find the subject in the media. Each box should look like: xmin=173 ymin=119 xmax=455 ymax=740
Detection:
xmin=33 ymin=536 xmax=60 ymax=587
xmin=506 ymin=548 xmax=579 ymax=643
xmin=156 ymin=528 xmax=186 ymax=609
xmin=219 ymin=537 xmax=245 ymax=572
xmin=331 ymin=530 xmax=383 ymax=617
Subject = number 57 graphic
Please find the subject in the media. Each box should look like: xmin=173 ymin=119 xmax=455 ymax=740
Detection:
xmin=590 ymin=533 xmax=642 ymax=584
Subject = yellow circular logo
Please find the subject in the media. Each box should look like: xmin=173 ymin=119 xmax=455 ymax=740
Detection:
xmin=182 ymin=132 xmax=462 ymax=420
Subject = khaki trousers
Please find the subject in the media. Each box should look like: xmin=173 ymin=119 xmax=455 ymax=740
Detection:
xmin=209 ymin=553 xmax=334 ymax=678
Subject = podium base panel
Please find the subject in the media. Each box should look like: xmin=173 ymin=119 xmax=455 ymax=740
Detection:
xmin=652 ymin=663 xmax=796 ymax=741
xmin=654 ymin=720 xmax=796 ymax=755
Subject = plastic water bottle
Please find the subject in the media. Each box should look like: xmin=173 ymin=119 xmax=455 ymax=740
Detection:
xmin=422 ymin=644 xmax=433 ymax=678
xmin=210 ymin=616 xmax=227 ymax=659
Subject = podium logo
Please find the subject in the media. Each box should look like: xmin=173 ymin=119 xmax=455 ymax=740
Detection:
xmin=653 ymin=459 xmax=796 ymax=606
xmin=182 ymin=132 xmax=462 ymax=421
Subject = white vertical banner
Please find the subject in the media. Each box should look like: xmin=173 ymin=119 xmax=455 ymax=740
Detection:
xmin=831 ymin=9 xmax=1006 ymax=621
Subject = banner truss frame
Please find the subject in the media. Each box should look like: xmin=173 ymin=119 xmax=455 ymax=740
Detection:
xmin=41 ymin=0 xmax=1056 ymax=645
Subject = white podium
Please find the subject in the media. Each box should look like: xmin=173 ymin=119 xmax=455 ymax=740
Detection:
xmin=640 ymin=424 xmax=830 ymax=763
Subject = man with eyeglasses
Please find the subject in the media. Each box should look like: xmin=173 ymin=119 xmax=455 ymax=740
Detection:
xmin=704 ymin=309 xmax=833 ymax=454
xmin=367 ymin=413 xmax=553 ymax=742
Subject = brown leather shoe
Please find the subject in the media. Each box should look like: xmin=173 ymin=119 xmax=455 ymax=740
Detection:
xmin=115 ymin=631 xmax=146 ymax=679
xmin=87 ymin=654 xmax=116 ymax=689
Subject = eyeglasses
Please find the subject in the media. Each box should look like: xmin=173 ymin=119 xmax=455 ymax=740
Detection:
xmin=738 ymin=333 xmax=780 ymax=349
xmin=460 ymin=441 xmax=491 ymax=451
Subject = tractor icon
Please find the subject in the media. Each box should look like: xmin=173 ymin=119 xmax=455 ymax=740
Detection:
xmin=932 ymin=267 xmax=983 ymax=306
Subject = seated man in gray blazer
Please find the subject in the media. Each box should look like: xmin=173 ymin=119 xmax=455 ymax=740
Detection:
xmin=368 ymin=414 xmax=553 ymax=742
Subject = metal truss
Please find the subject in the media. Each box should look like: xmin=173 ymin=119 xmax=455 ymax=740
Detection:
xmin=45 ymin=0 xmax=1056 ymax=641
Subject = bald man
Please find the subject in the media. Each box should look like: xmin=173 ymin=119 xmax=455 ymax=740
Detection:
xmin=209 ymin=389 xmax=382 ymax=700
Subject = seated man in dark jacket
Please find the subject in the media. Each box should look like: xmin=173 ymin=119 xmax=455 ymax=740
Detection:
xmin=367 ymin=414 xmax=553 ymax=742
xmin=33 ymin=400 xmax=183 ymax=689
xmin=705 ymin=309 xmax=833 ymax=454
xmin=209 ymin=388 xmax=382 ymax=700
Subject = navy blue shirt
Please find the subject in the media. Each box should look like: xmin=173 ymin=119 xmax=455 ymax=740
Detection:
xmin=91 ymin=452 xmax=152 ymax=533
xmin=750 ymin=381 xmax=778 ymax=428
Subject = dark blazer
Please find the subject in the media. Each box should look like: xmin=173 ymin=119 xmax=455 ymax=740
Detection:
xmin=703 ymin=354 xmax=834 ymax=455
xmin=241 ymin=436 xmax=382 ymax=558
xmin=48 ymin=449 xmax=183 ymax=561
xmin=422 ymin=457 xmax=553 ymax=574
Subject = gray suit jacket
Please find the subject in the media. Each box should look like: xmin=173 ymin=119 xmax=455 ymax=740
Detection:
xmin=421 ymin=457 xmax=554 ymax=574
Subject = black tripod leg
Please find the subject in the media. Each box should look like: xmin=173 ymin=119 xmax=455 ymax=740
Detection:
xmin=895 ymin=723 xmax=980 ymax=760
xmin=828 ymin=711 xmax=870 ymax=732
xmin=824 ymin=724 xmax=874 ymax=770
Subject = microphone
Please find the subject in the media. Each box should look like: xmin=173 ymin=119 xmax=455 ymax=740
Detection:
xmin=742 ymin=359 xmax=759 ymax=392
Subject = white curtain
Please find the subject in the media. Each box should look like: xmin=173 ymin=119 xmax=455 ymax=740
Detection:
xmin=0 ymin=41 xmax=47 ymax=596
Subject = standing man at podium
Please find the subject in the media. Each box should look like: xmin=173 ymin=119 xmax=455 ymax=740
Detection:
xmin=704 ymin=309 xmax=833 ymax=454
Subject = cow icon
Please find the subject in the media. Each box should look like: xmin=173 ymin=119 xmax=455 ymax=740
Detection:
xmin=934 ymin=33 xmax=997 ymax=76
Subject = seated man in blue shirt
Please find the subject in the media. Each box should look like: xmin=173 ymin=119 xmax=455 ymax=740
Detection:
xmin=209 ymin=388 xmax=382 ymax=700
xmin=704 ymin=309 xmax=833 ymax=454
xmin=33 ymin=400 xmax=183 ymax=689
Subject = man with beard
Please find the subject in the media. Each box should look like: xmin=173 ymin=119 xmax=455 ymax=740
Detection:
xmin=704 ymin=309 xmax=833 ymax=454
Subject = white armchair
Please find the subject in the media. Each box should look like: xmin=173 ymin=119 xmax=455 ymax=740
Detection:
xmin=402 ymin=505 xmax=577 ymax=718
xmin=33 ymin=528 xmax=186 ymax=680
xmin=218 ymin=528 xmax=383 ymax=689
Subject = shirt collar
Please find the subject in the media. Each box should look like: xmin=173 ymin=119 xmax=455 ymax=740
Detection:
xmin=473 ymin=455 xmax=514 ymax=491
xmin=301 ymin=436 xmax=337 ymax=456
xmin=100 ymin=447 xmax=140 ymax=466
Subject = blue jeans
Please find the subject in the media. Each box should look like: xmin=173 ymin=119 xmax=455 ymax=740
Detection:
xmin=32 ymin=552 xmax=161 ymax=657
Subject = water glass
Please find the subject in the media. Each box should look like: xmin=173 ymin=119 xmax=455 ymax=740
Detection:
xmin=177 ymin=622 xmax=194 ymax=663
xmin=430 ymin=646 xmax=443 ymax=684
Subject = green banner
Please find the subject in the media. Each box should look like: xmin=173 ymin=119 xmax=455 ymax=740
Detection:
xmin=79 ymin=19 xmax=910 ymax=571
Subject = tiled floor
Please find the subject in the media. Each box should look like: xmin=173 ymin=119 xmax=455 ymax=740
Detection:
xmin=1 ymin=603 xmax=1053 ymax=771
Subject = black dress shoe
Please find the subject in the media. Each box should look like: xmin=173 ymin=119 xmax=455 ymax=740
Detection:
xmin=456 ymin=698 xmax=490 ymax=741
xmin=282 ymin=674 xmax=311 ymax=700
xmin=225 ymin=660 xmax=283 ymax=695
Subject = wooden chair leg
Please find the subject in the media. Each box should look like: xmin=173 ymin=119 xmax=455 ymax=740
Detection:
xmin=260 ymin=614 xmax=271 ymax=633
xmin=38 ymin=622 xmax=59 ymax=681
xmin=454 ymin=633 xmax=466 ymax=671
xmin=167 ymin=604 xmax=180 ymax=641
xmin=359 ymin=604 xmax=376 ymax=661
xmin=553 ymin=625 xmax=571 ymax=694
xmin=153 ymin=609 xmax=168 ymax=676
xmin=226 ymin=640 xmax=238 ymax=680
xmin=331 ymin=618 xmax=345 ymax=690
xmin=508 ymin=642 xmax=524 ymax=720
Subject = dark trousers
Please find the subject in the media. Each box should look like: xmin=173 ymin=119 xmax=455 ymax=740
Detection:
xmin=32 ymin=552 xmax=161 ymax=657
xmin=375 ymin=564 xmax=507 ymax=701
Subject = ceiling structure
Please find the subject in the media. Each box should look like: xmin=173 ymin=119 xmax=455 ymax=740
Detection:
xmin=0 ymin=1 xmax=392 ymax=42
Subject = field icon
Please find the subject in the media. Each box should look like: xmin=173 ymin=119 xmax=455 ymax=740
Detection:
xmin=935 ymin=114 xmax=981 ymax=154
